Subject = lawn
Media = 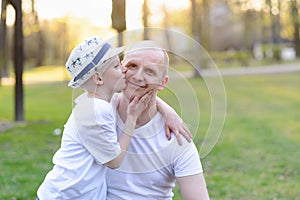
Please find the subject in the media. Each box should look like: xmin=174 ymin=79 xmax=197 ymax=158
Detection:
xmin=0 ymin=67 xmax=300 ymax=199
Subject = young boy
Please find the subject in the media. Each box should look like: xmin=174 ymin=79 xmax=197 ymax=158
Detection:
xmin=36 ymin=36 xmax=152 ymax=200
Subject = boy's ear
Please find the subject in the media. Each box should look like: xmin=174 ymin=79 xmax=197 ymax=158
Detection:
xmin=92 ymin=73 xmax=103 ymax=86
xmin=157 ymin=76 xmax=169 ymax=91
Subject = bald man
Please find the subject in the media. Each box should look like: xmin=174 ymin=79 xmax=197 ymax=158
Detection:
xmin=106 ymin=41 xmax=210 ymax=200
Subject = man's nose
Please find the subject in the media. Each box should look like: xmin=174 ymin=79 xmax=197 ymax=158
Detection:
xmin=132 ymin=67 xmax=144 ymax=81
xmin=121 ymin=65 xmax=127 ymax=74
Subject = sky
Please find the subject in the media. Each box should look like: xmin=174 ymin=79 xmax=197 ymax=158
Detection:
xmin=5 ymin=0 xmax=190 ymax=28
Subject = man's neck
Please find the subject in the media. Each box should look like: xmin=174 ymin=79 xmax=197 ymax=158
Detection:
xmin=118 ymin=95 xmax=158 ymax=127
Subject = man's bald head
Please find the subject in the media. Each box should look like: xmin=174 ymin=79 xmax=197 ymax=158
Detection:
xmin=125 ymin=40 xmax=169 ymax=77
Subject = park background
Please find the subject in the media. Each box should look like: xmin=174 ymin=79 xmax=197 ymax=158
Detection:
xmin=0 ymin=0 xmax=300 ymax=199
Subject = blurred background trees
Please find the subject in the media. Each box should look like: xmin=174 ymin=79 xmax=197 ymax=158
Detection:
xmin=0 ymin=0 xmax=299 ymax=121
xmin=0 ymin=0 xmax=299 ymax=76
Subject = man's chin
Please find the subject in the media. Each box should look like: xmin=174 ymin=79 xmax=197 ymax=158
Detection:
xmin=123 ymin=89 xmax=149 ymax=102
xmin=123 ymin=83 xmax=157 ymax=99
xmin=125 ymin=90 xmax=143 ymax=102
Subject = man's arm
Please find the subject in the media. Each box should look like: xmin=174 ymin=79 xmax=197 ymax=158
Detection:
xmin=176 ymin=173 xmax=210 ymax=200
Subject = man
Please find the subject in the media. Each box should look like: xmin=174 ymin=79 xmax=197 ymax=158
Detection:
xmin=106 ymin=40 xmax=210 ymax=200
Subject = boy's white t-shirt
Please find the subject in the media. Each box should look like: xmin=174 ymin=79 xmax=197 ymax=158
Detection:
xmin=37 ymin=93 xmax=121 ymax=200
xmin=106 ymin=94 xmax=203 ymax=200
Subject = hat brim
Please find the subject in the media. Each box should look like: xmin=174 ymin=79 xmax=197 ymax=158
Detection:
xmin=68 ymin=45 xmax=126 ymax=88
xmin=101 ymin=45 xmax=126 ymax=64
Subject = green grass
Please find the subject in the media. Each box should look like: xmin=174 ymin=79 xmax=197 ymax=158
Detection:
xmin=1 ymin=69 xmax=300 ymax=199
xmin=206 ymin=74 xmax=300 ymax=200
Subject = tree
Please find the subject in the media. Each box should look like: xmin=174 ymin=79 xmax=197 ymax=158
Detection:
xmin=162 ymin=1 xmax=173 ymax=56
xmin=30 ymin=0 xmax=44 ymax=67
xmin=1 ymin=0 xmax=24 ymax=121
xmin=12 ymin=0 xmax=24 ymax=121
xmin=111 ymin=0 xmax=126 ymax=46
xmin=143 ymin=0 xmax=149 ymax=39
xmin=190 ymin=0 xmax=201 ymax=77
xmin=265 ymin=0 xmax=281 ymax=44
xmin=200 ymin=0 xmax=210 ymax=52
xmin=290 ymin=0 xmax=300 ymax=57
xmin=191 ymin=0 xmax=210 ymax=77
xmin=0 ymin=0 xmax=8 ymax=83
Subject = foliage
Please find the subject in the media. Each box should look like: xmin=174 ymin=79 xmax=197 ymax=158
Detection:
xmin=5 ymin=16 xmax=115 ymax=71
xmin=210 ymin=50 xmax=252 ymax=67
xmin=3 ymin=0 xmax=299 ymax=78
xmin=260 ymin=43 xmax=288 ymax=61
xmin=1 ymin=66 xmax=300 ymax=199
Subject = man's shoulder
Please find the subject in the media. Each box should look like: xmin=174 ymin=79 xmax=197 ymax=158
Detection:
xmin=168 ymin=134 xmax=198 ymax=153
xmin=110 ymin=93 xmax=121 ymax=108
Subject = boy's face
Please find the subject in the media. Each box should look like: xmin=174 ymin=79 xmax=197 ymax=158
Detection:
xmin=101 ymin=56 xmax=126 ymax=93
xmin=122 ymin=49 xmax=168 ymax=100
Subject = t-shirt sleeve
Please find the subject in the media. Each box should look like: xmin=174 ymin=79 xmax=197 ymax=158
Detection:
xmin=75 ymin=99 xmax=121 ymax=164
xmin=173 ymin=141 xmax=203 ymax=177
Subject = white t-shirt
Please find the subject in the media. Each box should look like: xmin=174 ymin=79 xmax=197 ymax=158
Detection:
xmin=106 ymin=95 xmax=203 ymax=200
xmin=37 ymin=93 xmax=121 ymax=200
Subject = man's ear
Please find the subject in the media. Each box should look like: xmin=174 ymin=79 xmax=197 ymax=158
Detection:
xmin=92 ymin=73 xmax=103 ymax=86
xmin=157 ymin=76 xmax=169 ymax=91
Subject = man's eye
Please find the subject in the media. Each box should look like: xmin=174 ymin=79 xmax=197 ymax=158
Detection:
xmin=127 ymin=64 xmax=137 ymax=69
xmin=146 ymin=69 xmax=155 ymax=75
xmin=114 ymin=65 xmax=120 ymax=69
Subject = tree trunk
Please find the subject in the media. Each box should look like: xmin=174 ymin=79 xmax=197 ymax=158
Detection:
xmin=290 ymin=0 xmax=300 ymax=57
xmin=31 ymin=0 xmax=44 ymax=67
xmin=191 ymin=0 xmax=201 ymax=77
xmin=0 ymin=0 xmax=8 ymax=83
xmin=201 ymin=0 xmax=210 ymax=52
xmin=143 ymin=0 xmax=149 ymax=39
xmin=162 ymin=1 xmax=172 ymax=59
xmin=10 ymin=0 xmax=24 ymax=121
xmin=111 ymin=0 xmax=126 ymax=46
